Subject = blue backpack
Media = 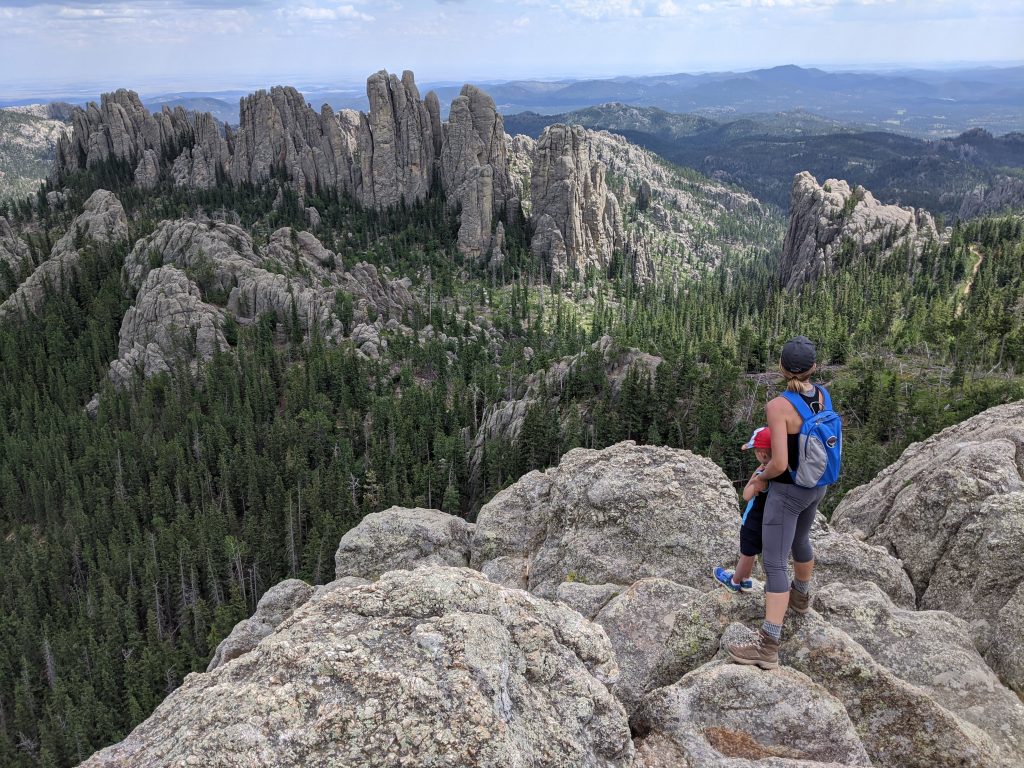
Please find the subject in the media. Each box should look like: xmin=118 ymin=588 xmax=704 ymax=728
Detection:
xmin=782 ymin=386 xmax=842 ymax=488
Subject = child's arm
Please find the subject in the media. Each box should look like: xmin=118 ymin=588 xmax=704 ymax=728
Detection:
xmin=742 ymin=466 xmax=767 ymax=501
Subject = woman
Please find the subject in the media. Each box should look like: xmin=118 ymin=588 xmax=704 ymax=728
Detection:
xmin=727 ymin=336 xmax=831 ymax=669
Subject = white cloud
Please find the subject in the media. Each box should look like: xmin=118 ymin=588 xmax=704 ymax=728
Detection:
xmin=288 ymin=3 xmax=375 ymax=22
xmin=559 ymin=0 xmax=642 ymax=20
xmin=512 ymin=14 xmax=531 ymax=26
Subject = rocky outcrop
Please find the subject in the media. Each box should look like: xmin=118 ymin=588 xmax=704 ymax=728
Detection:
xmin=0 ymin=189 xmax=128 ymax=320
xmin=958 ymin=174 xmax=1024 ymax=219
xmin=530 ymin=124 xmax=625 ymax=279
xmin=633 ymin=661 xmax=871 ymax=767
xmin=126 ymin=220 xmax=365 ymax=341
xmin=0 ymin=216 xmax=31 ymax=282
xmin=107 ymin=266 xmax=228 ymax=389
xmin=507 ymin=133 xmax=535 ymax=213
xmin=53 ymin=90 xmax=193 ymax=183
xmin=815 ymin=581 xmax=1024 ymax=762
xmin=99 ymin=219 xmax=418 ymax=391
xmin=82 ymin=566 xmax=634 ymax=768
xmin=662 ymin=587 xmax=1018 ymax=767
xmin=50 ymin=74 xmax=747 ymax=281
xmin=526 ymin=124 xmax=765 ymax=284
xmin=357 ymin=70 xmax=436 ymax=209
xmin=133 ymin=148 xmax=160 ymax=189
xmin=206 ymin=578 xmax=313 ymax=672
xmin=593 ymin=578 xmax=703 ymax=715
xmin=832 ymin=400 xmax=1024 ymax=692
xmin=808 ymin=518 xmax=916 ymax=607
xmin=230 ymin=86 xmax=353 ymax=193
xmin=780 ymin=171 xmax=940 ymax=290
xmin=440 ymin=85 xmax=516 ymax=259
xmin=468 ymin=335 xmax=663 ymax=490
xmin=171 ymin=111 xmax=230 ymax=189
xmin=334 ymin=506 xmax=475 ymax=580
xmin=780 ymin=613 xmax=1006 ymax=767
xmin=78 ymin=424 xmax=1024 ymax=767
xmin=471 ymin=441 xmax=739 ymax=598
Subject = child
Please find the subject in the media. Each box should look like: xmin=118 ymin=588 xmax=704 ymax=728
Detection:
xmin=713 ymin=426 xmax=772 ymax=593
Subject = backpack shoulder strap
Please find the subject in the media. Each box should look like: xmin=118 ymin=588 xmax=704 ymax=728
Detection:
xmin=818 ymin=385 xmax=833 ymax=412
xmin=781 ymin=390 xmax=815 ymax=421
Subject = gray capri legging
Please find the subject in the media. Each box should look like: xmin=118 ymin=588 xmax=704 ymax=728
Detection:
xmin=762 ymin=482 xmax=827 ymax=594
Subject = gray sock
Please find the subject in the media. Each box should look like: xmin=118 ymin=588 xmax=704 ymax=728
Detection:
xmin=793 ymin=578 xmax=811 ymax=595
xmin=761 ymin=620 xmax=783 ymax=642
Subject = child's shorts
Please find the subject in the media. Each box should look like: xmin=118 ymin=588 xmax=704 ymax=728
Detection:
xmin=740 ymin=522 xmax=762 ymax=557
xmin=740 ymin=492 xmax=766 ymax=557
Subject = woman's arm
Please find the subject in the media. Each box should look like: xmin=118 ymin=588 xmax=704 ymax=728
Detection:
xmin=759 ymin=398 xmax=791 ymax=480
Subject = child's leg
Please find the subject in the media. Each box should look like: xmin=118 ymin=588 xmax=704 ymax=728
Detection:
xmin=734 ymin=554 xmax=756 ymax=582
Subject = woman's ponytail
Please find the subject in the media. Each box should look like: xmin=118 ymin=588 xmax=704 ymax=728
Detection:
xmin=782 ymin=363 xmax=816 ymax=392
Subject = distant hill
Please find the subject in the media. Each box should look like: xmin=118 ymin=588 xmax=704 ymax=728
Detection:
xmin=505 ymin=105 xmax=1024 ymax=217
xmin=463 ymin=65 xmax=1024 ymax=137
xmin=5 ymin=64 xmax=1021 ymax=137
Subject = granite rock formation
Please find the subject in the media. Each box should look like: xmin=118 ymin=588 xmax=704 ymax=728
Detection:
xmin=0 ymin=189 xmax=128 ymax=320
xmin=334 ymin=506 xmax=475 ymax=580
xmin=661 ymin=586 xmax=1021 ymax=766
xmin=107 ymin=265 xmax=228 ymax=388
xmin=440 ymin=84 xmax=516 ymax=259
xmin=593 ymin=578 xmax=703 ymax=715
xmin=206 ymin=578 xmax=314 ymax=672
xmin=780 ymin=171 xmax=940 ymax=290
xmin=0 ymin=216 xmax=31 ymax=281
xmin=358 ymin=70 xmax=436 ymax=208
xmin=77 ymin=420 xmax=1024 ymax=767
xmin=81 ymin=567 xmax=635 ymax=768
xmin=172 ymin=111 xmax=230 ymax=189
xmin=815 ymin=581 xmax=1024 ymax=761
xmin=470 ymin=441 xmax=739 ymax=598
xmin=92 ymin=218 xmax=418 ymax=394
xmin=832 ymin=400 xmax=1024 ymax=693
xmin=53 ymin=90 xmax=193 ymax=182
xmin=50 ymin=73 xmax=762 ymax=283
xmin=530 ymin=124 xmax=625 ymax=279
xmin=526 ymin=123 xmax=764 ymax=284
xmin=958 ymin=174 xmax=1024 ymax=219
xmin=468 ymin=335 xmax=663 ymax=491
xmin=633 ymin=661 xmax=871 ymax=767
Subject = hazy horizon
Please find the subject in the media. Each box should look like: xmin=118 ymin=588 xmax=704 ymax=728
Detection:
xmin=3 ymin=60 xmax=1024 ymax=104
xmin=2 ymin=0 xmax=1023 ymax=100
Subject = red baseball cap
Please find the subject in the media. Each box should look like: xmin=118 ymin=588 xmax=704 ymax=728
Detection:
xmin=741 ymin=426 xmax=772 ymax=451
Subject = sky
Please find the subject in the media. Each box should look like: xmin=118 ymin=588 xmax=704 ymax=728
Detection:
xmin=1 ymin=0 xmax=1023 ymax=96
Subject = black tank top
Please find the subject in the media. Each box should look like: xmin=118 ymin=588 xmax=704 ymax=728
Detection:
xmin=772 ymin=385 xmax=822 ymax=485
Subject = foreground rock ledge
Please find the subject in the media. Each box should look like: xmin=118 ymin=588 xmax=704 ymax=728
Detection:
xmin=79 ymin=566 xmax=634 ymax=768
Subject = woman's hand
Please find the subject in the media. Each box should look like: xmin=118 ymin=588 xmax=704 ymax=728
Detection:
xmin=742 ymin=468 xmax=768 ymax=500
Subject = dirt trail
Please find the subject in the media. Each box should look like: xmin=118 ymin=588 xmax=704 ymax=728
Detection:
xmin=955 ymin=245 xmax=983 ymax=319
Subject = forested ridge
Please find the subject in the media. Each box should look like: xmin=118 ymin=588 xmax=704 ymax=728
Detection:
xmin=1 ymin=158 xmax=1023 ymax=766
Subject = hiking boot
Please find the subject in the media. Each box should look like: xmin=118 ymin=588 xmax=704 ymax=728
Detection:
xmin=789 ymin=583 xmax=810 ymax=614
xmin=727 ymin=628 xmax=780 ymax=670
xmin=713 ymin=566 xmax=749 ymax=593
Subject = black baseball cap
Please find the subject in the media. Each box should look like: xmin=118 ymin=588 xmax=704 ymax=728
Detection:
xmin=781 ymin=336 xmax=816 ymax=374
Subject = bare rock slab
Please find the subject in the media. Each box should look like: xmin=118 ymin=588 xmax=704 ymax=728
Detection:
xmin=81 ymin=566 xmax=634 ymax=768
xmin=632 ymin=660 xmax=870 ymax=767
xmin=334 ymin=506 xmax=475 ymax=580
xmin=470 ymin=441 xmax=739 ymax=598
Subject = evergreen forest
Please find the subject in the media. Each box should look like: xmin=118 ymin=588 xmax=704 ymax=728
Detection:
xmin=1 ymin=155 xmax=1023 ymax=767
